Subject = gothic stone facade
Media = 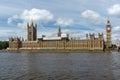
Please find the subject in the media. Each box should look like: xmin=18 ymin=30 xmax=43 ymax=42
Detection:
xmin=9 ymin=34 xmax=104 ymax=51
xmin=8 ymin=19 xmax=112 ymax=51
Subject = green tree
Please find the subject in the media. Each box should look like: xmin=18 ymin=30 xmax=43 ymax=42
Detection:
xmin=0 ymin=41 xmax=8 ymax=50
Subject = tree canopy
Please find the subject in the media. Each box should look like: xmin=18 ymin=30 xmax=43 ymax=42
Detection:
xmin=0 ymin=41 xmax=8 ymax=50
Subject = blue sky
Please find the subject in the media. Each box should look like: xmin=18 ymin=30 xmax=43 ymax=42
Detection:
xmin=0 ymin=0 xmax=120 ymax=42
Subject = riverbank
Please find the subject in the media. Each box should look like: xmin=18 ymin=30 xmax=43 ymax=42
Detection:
xmin=5 ymin=48 xmax=119 ymax=53
xmin=0 ymin=49 xmax=8 ymax=52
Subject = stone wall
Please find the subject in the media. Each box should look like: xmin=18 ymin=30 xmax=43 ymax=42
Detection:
xmin=8 ymin=38 xmax=104 ymax=51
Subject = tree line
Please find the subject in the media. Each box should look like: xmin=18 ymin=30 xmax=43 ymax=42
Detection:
xmin=0 ymin=41 xmax=9 ymax=50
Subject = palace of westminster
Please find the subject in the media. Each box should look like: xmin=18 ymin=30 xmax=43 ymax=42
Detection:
xmin=8 ymin=18 xmax=112 ymax=51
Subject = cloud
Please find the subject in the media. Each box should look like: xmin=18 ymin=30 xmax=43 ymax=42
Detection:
xmin=81 ymin=10 xmax=103 ymax=25
xmin=113 ymin=26 xmax=120 ymax=32
xmin=0 ymin=30 xmax=13 ymax=35
xmin=56 ymin=18 xmax=74 ymax=26
xmin=0 ymin=30 xmax=15 ymax=41
xmin=8 ymin=8 xmax=54 ymax=28
xmin=17 ymin=22 xmax=27 ymax=29
xmin=0 ymin=29 xmax=28 ymax=41
xmin=7 ymin=15 xmax=18 ymax=24
xmin=20 ymin=8 xmax=54 ymax=22
xmin=110 ymin=26 xmax=120 ymax=43
xmin=108 ymin=4 xmax=120 ymax=17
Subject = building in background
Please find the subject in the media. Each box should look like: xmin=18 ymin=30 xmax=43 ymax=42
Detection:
xmin=115 ymin=39 xmax=120 ymax=48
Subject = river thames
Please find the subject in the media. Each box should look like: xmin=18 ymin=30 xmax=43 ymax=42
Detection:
xmin=0 ymin=52 xmax=120 ymax=80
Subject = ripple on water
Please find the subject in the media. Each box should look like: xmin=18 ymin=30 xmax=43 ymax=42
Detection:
xmin=0 ymin=52 xmax=119 ymax=80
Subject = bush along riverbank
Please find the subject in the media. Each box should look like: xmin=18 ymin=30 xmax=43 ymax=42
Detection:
xmin=0 ymin=41 xmax=8 ymax=50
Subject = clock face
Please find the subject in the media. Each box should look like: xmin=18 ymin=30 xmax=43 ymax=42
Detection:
xmin=107 ymin=27 xmax=111 ymax=31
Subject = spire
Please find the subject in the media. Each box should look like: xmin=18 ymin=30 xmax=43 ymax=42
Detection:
xmin=31 ymin=21 xmax=34 ymax=26
xmin=27 ymin=23 xmax=29 ymax=27
xmin=35 ymin=23 xmax=37 ymax=28
xmin=58 ymin=25 xmax=62 ymax=37
xmin=107 ymin=17 xmax=111 ymax=25
xmin=86 ymin=34 xmax=88 ymax=39
xmin=59 ymin=25 xmax=61 ymax=33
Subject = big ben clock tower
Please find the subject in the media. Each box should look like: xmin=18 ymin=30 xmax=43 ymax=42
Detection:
xmin=106 ymin=18 xmax=112 ymax=48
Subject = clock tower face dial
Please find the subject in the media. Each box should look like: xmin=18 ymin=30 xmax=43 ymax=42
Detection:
xmin=107 ymin=27 xmax=111 ymax=31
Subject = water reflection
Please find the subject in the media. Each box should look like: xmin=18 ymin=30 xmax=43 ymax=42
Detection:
xmin=0 ymin=52 xmax=119 ymax=80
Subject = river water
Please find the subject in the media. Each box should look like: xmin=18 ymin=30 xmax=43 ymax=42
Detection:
xmin=0 ymin=52 xmax=120 ymax=80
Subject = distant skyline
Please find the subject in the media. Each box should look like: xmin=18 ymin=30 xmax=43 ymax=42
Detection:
xmin=0 ymin=0 xmax=120 ymax=43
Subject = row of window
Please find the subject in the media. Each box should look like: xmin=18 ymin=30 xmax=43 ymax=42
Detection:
xmin=20 ymin=41 xmax=103 ymax=48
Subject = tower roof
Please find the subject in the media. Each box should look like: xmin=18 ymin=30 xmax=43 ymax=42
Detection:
xmin=107 ymin=17 xmax=111 ymax=25
xmin=58 ymin=25 xmax=61 ymax=32
xmin=31 ymin=21 xmax=34 ymax=26
xmin=27 ymin=23 xmax=29 ymax=27
xmin=58 ymin=25 xmax=62 ymax=37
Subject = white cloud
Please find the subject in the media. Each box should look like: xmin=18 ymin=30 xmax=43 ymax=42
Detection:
xmin=81 ymin=10 xmax=103 ymax=25
xmin=17 ymin=22 xmax=27 ymax=29
xmin=20 ymin=8 xmax=53 ymax=22
xmin=0 ymin=27 xmax=27 ymax=41
xmin=56 ymin=18 xmax=74 ymax=26
xmin=110 ymin=26 xmax=120 ymax=43
xmin=0 ymin=30 xmax=13 ymax=35
xmin=8 ymin=8 xmax=54 ymax=28
xmin=0 ymin=30 xmax=15 ymax=41
xmin=7 ymin=15 xmax=18 ymax=24
xmin=108 ymin=4 xmax=120 ymax=17
xmin=113 ymin=26 xmax=120 ymax=32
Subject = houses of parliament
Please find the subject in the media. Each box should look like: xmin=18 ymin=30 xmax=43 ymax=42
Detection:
xmin=8 ymin=18 xmax=112 ymax=51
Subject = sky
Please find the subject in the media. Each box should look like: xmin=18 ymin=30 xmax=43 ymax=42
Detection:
xmin=0 ymin=0 xmax=120 ymax=43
